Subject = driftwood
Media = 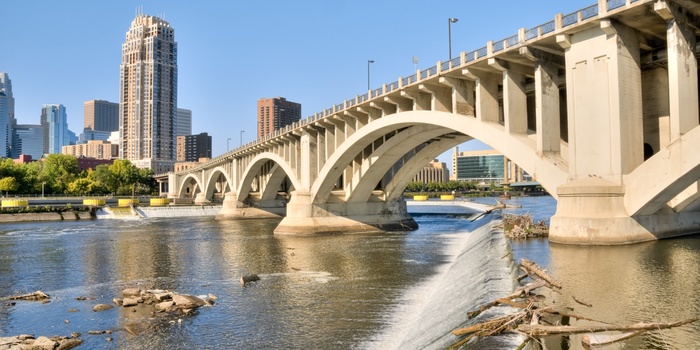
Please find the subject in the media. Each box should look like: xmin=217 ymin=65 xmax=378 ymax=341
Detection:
xmin=582 ymin=331 xmax=645 ymax=347
xmin=448 ymin=257 xmax=696 ymax=349
xmin=517 ymin=318 xmax=697 ymax=337
xmin=520 ymin=259 xmax=562 ymax=289
xmin=572 ymin=295 xmax=593 ymax=307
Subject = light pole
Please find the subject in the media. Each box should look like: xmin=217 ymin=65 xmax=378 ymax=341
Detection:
xmin=448 ymin=18 xmax=458 ymax=60
xmin=227 ymin=137 xmax=231 ymax=152
xmin=240 ymin=130 xmax=245 ymax=146
xmin=367 ymin=60 xmax=374 ymax=91
xmin=41 ymin=182 xmax=45 ymax=198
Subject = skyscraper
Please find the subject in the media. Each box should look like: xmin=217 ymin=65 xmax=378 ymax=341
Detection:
xmin=176 ymin=132 xmax=212 ymax=162
xmin=41 ymin=104 xmax=70 ymax=154
xmin=84 ymin=100 xmax=118 ymax=132
xmin=119 ymin=13 xmax=178 ymax=173
xmin=0 ymin=72 xmax=15 ymax=157
xmin=11 ymin=124 xmax=43 ymax=159
xmin=176 ymin=108 xmax=192 ymax=136
xmin=257 ymin=97 xmax=301 ymax=138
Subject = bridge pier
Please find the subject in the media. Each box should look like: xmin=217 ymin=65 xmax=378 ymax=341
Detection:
xmin=215 ymin=192 xmax=282 ymax=220
xmin=274 ymin=191 xmax=417 ymax=235
xmin=193 ymin=193 xmax=211 ymax=205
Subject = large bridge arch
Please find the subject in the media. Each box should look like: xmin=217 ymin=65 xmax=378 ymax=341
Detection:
xmin=237 ymin=153 xmax=303 ymax=202
xmin=176 ymin=173 xmax=204 ymax=199
xmin=204 ymin=166 xmax=233 ymax=203
xmin=312 ymin=111 xmax=568 ymax=204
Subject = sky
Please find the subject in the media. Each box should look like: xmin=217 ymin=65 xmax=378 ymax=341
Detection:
xmin=1 ymin=0 xmax=595 ymax=165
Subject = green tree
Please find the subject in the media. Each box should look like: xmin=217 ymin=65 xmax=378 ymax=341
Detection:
xmin=40 ymin=154 xmax=79 ymax=194
xmin=68 ymin=178 xmax=96 ymax=196
xmin=0 ymin=177 xmax=19 ymax=196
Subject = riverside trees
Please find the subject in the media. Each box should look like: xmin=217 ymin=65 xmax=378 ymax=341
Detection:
xmin=0 ymin=155 xmax=156 ymax=196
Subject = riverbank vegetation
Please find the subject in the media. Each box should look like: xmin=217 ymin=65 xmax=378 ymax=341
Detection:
xmin=0 ymin=155 xmax=156 ymax=197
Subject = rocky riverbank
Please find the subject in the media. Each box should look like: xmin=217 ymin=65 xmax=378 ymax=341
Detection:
xmin=2 ymin=287 xmax=217 ymax=349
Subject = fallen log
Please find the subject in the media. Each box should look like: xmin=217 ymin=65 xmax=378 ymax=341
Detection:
xmin=520 ymin=259 xmax=562 ymax=289
xmin=517 ymin=318 xmax=698 ymax=337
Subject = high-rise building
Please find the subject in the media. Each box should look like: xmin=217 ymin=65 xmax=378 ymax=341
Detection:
xmin=119 ymin=14 xmax=178 ymax=173
xmin=176 ymin=132 xmax=212 ymax=162
xmin=84 ymin=100 xmax=119 ymax=132
xmin=0 ymin=72 xmax=15 ymax=157
xmin=11 ymin=124 xmax=43 ymax=159
xmin=176 ymin=108 xmax=191 ymax=136
xmin=257 ymin=97 xmax=301 ymax=138
xmin=41 ymin=104 xmax=71 ymax=154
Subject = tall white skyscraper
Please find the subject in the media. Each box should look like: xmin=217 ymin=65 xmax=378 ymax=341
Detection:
xmin=0 ymin=72 xmax=15 ymax=157
xmin=176 ymin=108 xmax=192 ymax=136
xmin=119 ymin=13 xmax=178 ymax=173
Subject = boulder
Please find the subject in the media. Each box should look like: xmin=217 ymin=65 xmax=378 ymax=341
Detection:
xmin=153 ymin=292 xmax=172 ymax=301
xmin=56 ymin=338 xmax=83 ymax=350
xmin=122 ymin=298 xmax=139 ymax=307
xmin=171 ymin=294 xmax=207 ymax=309
xmin=121 ymin=288 xmax=141 ymax=297
xmin=93 ymin=304 xmax=113 ymax=312
xmin=155 ymin=301 xmax=174 ymax=311
xmin=240 ymin=274 xmax=260 ymax=286
xmin=32 ymin=336 xmax=57 ymax=350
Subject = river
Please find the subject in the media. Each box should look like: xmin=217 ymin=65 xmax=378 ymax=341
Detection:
xmin=1 ymin=197 xmax=700 ymax=349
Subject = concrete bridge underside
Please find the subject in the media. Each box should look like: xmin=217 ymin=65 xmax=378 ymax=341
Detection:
xmin=167 ymin=0 xmax=700 ymax=245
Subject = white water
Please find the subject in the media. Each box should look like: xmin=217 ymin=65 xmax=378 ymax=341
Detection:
xmin=95 ymin=205 xmax=222 ymax=219
xmin=363 ymin=215 xmax=524 ymax=349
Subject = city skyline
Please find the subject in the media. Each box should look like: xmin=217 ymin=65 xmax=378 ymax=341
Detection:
xmin=2 ymin=0 xmax=595 ymax=164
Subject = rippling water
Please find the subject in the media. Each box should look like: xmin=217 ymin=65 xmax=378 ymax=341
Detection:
xmin=0 ymin=211 xmax=510 ymax=349
xmin=2 ymin=196 xmax=700 ymax=349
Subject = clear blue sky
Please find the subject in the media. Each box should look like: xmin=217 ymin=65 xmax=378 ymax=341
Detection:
xmin=2 ymin=0 xmax=594 ymax=164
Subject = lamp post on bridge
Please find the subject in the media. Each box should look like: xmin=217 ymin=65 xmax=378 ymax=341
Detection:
xmin=227 ymin=137 xmax=231 ymax=152
xmin=240 ymin=130 xmax=245 ymax=146
xmin=448 ymin=18 xmax=458 ymax=60
xmin=367 ymin=60 xmax=374 ymax=91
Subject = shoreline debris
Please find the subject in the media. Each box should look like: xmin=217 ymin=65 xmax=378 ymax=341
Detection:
xmin=448 ymin=258 xmax=697 ymax=349
xmin=497 ymin=212 xmax=548 ymax=239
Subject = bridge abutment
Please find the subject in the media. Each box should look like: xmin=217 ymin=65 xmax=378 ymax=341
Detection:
xmin=274 ymin=191 xmax=417 ymax=235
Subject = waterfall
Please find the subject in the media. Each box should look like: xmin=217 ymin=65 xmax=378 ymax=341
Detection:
xmin=364 ymin=215 xmax=524 ymax=349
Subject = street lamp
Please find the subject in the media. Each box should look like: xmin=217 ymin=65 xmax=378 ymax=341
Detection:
xmin=240 ymin=130 xmax=245 ymax=146
xmin=227 ymin=137 xmax=231 ymax=152
xmin=41 ymin=182 xmax=45 ymax=198
xmin=367 ymin=60 xmax=374 ymax=91
xmin=448 ymin=18 xmax=458 ymax=60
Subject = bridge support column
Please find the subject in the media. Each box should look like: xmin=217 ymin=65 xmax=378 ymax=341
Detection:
xmin=215 ymin=192 xmax=282 ymax=220
xmin=550 ymin=20 xmax=648 ymax=244
xmin=193 ymin=193 xmax=211 ymax=205
xmin=275 ymin=191 xmax=417 ymax=234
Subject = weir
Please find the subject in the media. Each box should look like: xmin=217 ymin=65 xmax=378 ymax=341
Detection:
xmin=365 ymin=215 xmax=523 ymax=349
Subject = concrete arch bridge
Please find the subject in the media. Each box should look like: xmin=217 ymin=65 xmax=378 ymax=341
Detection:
xmin=163 ymin=0 xmax=700 ymax=245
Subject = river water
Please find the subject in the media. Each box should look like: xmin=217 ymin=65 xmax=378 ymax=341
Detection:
xmin=1 ymin=197 xmax=700 ymax=349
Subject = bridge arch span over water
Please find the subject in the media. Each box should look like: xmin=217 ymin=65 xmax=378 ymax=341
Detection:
xmin=163 ymin=0 xmax=700 ymax=245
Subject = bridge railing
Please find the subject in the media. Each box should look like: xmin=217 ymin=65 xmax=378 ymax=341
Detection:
xmin=174 ymin=0 xmax=650 ymax=176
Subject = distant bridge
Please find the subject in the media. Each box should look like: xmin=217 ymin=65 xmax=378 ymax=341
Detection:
xmin=158 ymin=0 xmax=700 ymax=245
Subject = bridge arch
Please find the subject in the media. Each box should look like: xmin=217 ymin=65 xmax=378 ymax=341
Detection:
xmin=237 ymin=153 xmax=303 ymax=202
xmin=204 ymin=166 xmax=233 ymax=203
xmin=176 ymin=173 xmax=204 ymax=199
xmin=312 ymin=110 xmax=568 ymax=204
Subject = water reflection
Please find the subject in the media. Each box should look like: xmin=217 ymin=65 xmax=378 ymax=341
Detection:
xmin=537 ymin=237 xmax=700 ymax=349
